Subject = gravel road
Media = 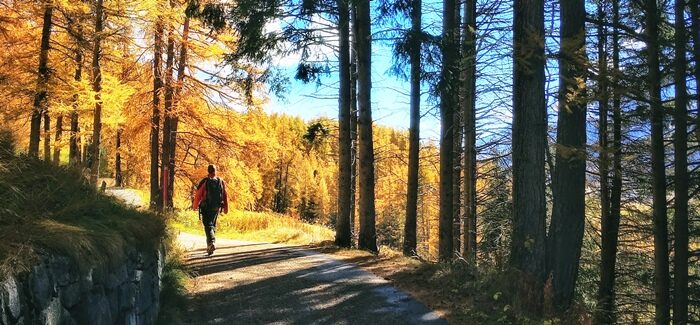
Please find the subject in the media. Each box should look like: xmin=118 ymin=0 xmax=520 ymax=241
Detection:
xmin=179 ymin=232 xmax=447 ymax=325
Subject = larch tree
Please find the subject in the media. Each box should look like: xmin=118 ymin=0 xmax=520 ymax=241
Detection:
xmin=335 ymin=0 xmax=352 ymax=248
xmin=356 ymin=0 xmax=378 ymax=253
xmin=510 ymin=0 xmax=546 ymax=311
xmin=547 ymin=0 xmax=588 ymax=311
xmin=672 ymin=0 xmax=688 ymax=321
xmin=161 ymin=11 xmax=176 ymax=210
xmin=29 ymin=1 xmax=53 ymax=159
xmin=461 ymin=0 xmax=477 ymax=263
xmin=438 ymin=0 xmax=458 ymax=262
xmin=403 ymin=0 xmax=421 ymax=256
xmin=645 ymin=0 xmax=670 ymax=321
xmin=151 ymin=16 xmax=164 ymax=210
xmin=89 ymin=0 xmax=105 ymax=186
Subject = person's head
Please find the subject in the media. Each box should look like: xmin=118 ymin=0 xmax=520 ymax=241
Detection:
xmin=208 ymin=164 xmax=216 ymax=176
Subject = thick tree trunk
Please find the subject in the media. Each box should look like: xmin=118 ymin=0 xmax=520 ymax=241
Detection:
xmin=355 ymin=0 xmax=377 ymax=253
xmin=510 ymin=0 xmax=546 ymax=312
xmin=548 ymin=0 xmax=587 ymax=311
xmin=29 ymin=3 xmax=53 ymax=158
xmin=150 ymin=19 xmax=164 ymax=210
xmin=452 ymin=0 xmax=462 ymax=250
xmin=461 ymin=0 xmax=477 ymax=263
xmin=336 ymin=0 xmax=352 ymax=248
xmin=403 ymin=0 xmax=421 ymax=257
xmin=438 ymin=0 xmax=458 ymax=262
xmin=595 ymin=0 xmax=622 ymax=322
xmin=693 ymin=0 xmax=700 ymax=142
xmin=645 ymin=0 xmax=670 ymax=322
xmin=672 ymin=0 xmax=688 ymax=322
xmin=89 ymin=0 xmax=104 ymax=186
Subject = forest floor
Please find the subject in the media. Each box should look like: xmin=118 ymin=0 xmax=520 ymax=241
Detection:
xmin=177 ymin=232 xmax=447 ymax=324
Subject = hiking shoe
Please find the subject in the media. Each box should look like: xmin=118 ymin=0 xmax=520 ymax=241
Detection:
xmin=206 ymin=244 xmax=214 ymax=256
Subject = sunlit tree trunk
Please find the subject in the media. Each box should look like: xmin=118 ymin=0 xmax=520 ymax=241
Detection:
xmin=461 ymin=0 xmax=477 ymax=263
xmin=53 ymin=114 xmax=62 ymax=164
xmin=645 ymin=0 xmax=670 ymax=321
xmin=510 ymin=0 xmax=546 ymax=311
xmin=672 ymin=0 xmax=688 ymax=322
xmin=336 ymin=0 xmax=352 ymax=248
xmin=438 ymin=0 xmax=458 ymax=262
xmin=693 ymin=0 xmax=700 ymax=142
xmin=150 ymin=18 xmax=164 ymax=210
xmin=355 ymin=0 xmax=377 ymax=253
xmin=29 ymin=2 xmax=53 ymax=158
xmin=161 ymin=16 xmax=176 ymax=210
xmin=89 ymin=0 xmax=105 ymax=186
xmin=403 ymin=0 xmax=421 ymax=256
xmin=169 ymin=16 xmax=190 ymax=210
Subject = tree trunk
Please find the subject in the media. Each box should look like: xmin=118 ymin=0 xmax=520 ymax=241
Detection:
xmin=89 ymin=0 xmax=104 ymax=186
xmin=53 ymin=114 xmax=62 ymax=164
xmin=403 ymin=0 xmax=421 ymax=257
xmin=161 ymin=18 xmax=176 ymax=210
xmin=548 ymin=0 xmax=588 ymax=311
xmin=461 ymin=0 xmax=477 ymax=263
xmin=692 ymin=0 xmax=700 ymax=142
xmin=350 ymin=6 xmax=359 ymax=243
xmin=510 ymin=0 xmax=546 ymax=312
xmin=169 ymin=16 xmax=190 ymax=211
xmin=150 ymin=18 xmax=164 ymax=210
xmin=29 ymin=3 xmax=53 ymax=158
xmin=335 ymin=0 xmax=352 ymax=248
xmin=115 ymin=127 xmax=122 ymax=187
xmin=43 ymin=111 xmax=50 ymax=162
xmin=355 ymin=0 xmax=377 ymax=253
xmin=672 ymin=0 xmax=688 ymax=322
xmin=595 ymin=0 xmax=622 ymax=322
xmin=69 ymin=46 xmax=82 ymax=165
xmin=438 ymin=0 xmax=458 ymax=262
xmin=646 ymin=0 xmax=670 ymax=322
xmin=452 ymin=0 xmax=462 ymax=252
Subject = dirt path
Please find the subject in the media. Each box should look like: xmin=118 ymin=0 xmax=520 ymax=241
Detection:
xmin=179 ymin=232 xmax=447 ymax=324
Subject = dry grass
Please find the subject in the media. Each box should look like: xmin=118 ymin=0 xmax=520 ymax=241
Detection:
xmin=0 ymin=157 xmax=165 ymax=277
xmin=173 ymin=209 xmax=334 ymax=245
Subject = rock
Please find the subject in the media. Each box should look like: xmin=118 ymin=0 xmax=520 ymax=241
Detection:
xmin=118 ymin=282 xmax=136 ymax=312
xmin=72 ymin=291 xmax=112 ymax=325
xmin=29 ymin=262 xmax=55 ymax=310
xmin=1 ymin=276 xmax=21 ymax=321
xmin=59 ymin=282 xmax=81 ymax=309
xmin=39 ymin=297 xmax=63 ymax=325
xmin=48 ymin=257 xmax=75 ymax=287
xmin=107 ymin=265 xmax=128 ymax=291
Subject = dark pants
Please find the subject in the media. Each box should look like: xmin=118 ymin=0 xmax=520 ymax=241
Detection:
xmin=200 ymin=208 xmax=220 ymax=245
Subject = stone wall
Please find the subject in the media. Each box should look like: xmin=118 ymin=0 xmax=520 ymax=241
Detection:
xmin=0 ymin=245 xmax=163 ymax=325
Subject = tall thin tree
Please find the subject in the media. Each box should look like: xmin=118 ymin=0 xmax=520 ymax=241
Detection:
xmin=89 ymin=0 xmax=105 ymax=186
xmin=336 ymin=0 xmax=352 ymax=248
xmin=510 ymin=0 xmax=546 ymax=311
xmin=161 ymin=18 xmax=176 ymax=209
xmin=403 ymin=0 xmax=422 ymax=256
xmin=438 ymin=0 xmax=458 ymax=262
xmin=168 ymin=15 xmax=191 ymax=211
xmin=645 ymin=0 xmax=670 ymax=321
xmin=461 ymin=0 xmax=477 ymax=263
xmin=672 ymin=0 xmax=689 ymax=322
xmin=29 ymin=2 xmax=53 ymax=158
xmin=356 ymin=0 xmax=378 ymax=253
xmin=150 ymin=17 xmax=164 ymax=210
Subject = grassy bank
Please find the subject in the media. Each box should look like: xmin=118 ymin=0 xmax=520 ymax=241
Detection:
xmin=0 ymin=156 xmax=164 ymax=276
xmin=172 ymin=209 xmax=334 ymax=245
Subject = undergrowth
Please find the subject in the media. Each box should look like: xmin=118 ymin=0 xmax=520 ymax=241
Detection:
xmin=173 ymin=209 xmax=333 ymax=245
xmin=157 ymin=226 xmax=190 ymax=325
xmin=0 ymin=156 xmax=164 ymax=277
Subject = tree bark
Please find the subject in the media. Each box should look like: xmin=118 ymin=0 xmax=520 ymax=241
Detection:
xmin=595 ymin=0 xmax=622 ymax=322
xmin=115 ymin=127 xmax=122 ymax=187
xmin=335 ymin=0 xmax=352 ymax=248
xmin=403 ymin=0 xmax=421 ymax=257
xmin=161 ymin=18 xmax=176 ymax=210
xmin=69 ymin=46 xmax=82 ymax=166
xmin=43 ymin=111 xmax=50 ymax=162
xmin=548 ymin=0 xmax=588 ymax=311
xmin=53 ymin=113 xmax=62 ymax=164
xmin=672 ymin=0 xmax=688 ymax=322
xmin=461 ymin=0 xmax=477 ymax=263
xmin=89 ymin=0 xmax=104 ymax=186
xmin=29 ymin=3 xmax=53 ymax=158
xmin=692 ymin=0 xmax=700 ymax=142
xmin=150 ymin=18 xmax=164 ymax=210
xmin=510 ymin=0 xmax=546 ymax=312
xmin=355 ymin=0 xmax=377 ymax=253
xmin=645 ymin=0 xmax=670 ymax=322
xmin=438 ymin=0 xmax=458 ymax=262
xmin=349 ymin=5 xmax=358 ymax=242
xmin=169 ymin=16 xmax=190 ymax=211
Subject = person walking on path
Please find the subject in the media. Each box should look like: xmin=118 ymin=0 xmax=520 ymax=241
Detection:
xmin=192 ymin=164 xmax=229 ymax=255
